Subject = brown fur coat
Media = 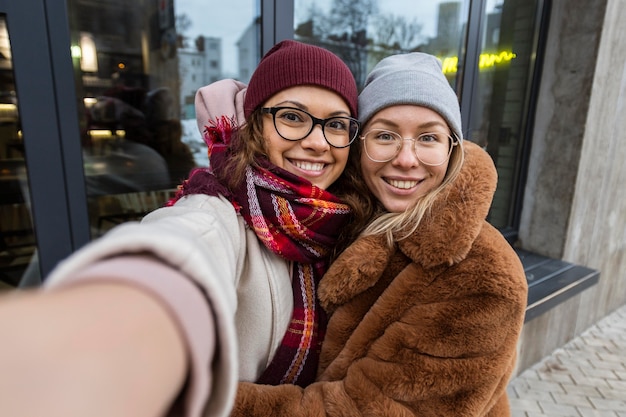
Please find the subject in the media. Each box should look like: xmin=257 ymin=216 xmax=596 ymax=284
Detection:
xmin=230 ymin=141 xmax=528 ymax=416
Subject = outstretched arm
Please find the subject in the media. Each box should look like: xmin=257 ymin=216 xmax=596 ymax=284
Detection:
xmin=0 ymin=281 xmax=187 ymax=417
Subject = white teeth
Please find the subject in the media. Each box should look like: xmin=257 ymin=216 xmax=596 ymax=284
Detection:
xmin=387 ymin=179 xmax=418 ymax=189
xmin=293 ymin=161 xmax=325 ymax=171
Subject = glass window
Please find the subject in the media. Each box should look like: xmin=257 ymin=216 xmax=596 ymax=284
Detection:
xmin=65 ymin=0 xmax=260 ymax=238
xmin=294 ymin=0 xmax=546 ymax=234
xmin=0 ymin=15 xmax=41 ymax=290
xmin=468 ymin=0 xmax=544 ymax=230
xmin=294 ymin=0 xmax=470 ymax=89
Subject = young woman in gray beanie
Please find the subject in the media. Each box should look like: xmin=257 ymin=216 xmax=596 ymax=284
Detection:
xmin=231 ymin=53 xmax=528 ymax=416
xmin=0 ymin=40 xmax=367 ymax=417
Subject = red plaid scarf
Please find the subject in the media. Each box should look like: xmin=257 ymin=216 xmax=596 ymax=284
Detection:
xmin=169 ymin=116 xmax=351 ymax=387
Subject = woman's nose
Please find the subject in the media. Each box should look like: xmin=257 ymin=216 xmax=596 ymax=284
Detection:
xmin=392 ymin=139 xmax=420 ymax=167
xmin=301 ymin=125 xmax=330 ymax=151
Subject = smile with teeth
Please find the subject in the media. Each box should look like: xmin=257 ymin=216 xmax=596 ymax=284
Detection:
xmin=292 ymin=160 xmax=326 ymax=172
xmin=385 ymin=178 xmax=419 ymax=189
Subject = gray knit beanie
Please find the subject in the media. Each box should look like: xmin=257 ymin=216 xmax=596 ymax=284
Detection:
xmin=359 ymin=52 xmax=463 ymax=141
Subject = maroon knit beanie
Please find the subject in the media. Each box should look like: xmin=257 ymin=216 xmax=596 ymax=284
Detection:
xmin=243 ymin=40 xmax=358 ymax=118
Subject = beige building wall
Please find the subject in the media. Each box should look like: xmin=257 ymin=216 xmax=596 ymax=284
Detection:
xmin=515 ymin=0 xmax=626 ymax=373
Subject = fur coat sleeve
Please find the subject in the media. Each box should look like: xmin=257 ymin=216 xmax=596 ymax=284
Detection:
xmin=229 ymin=142 xmax=528 ymax=417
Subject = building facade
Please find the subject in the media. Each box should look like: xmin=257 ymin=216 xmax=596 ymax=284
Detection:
xmin=0 ymin=0 xmax=624 ymax=377
xmin=178 ymin=36 xmax=222 ymax=119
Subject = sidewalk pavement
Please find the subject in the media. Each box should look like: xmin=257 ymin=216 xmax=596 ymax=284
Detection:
xmin=507 ymin=304 xmax=626 ymax=417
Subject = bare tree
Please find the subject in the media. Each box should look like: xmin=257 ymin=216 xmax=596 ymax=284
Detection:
xmin=373 ymin=14 xmax=396 ymax=48
xmin=372 ymin=14 xmax=425 ymax=52
xmin=364 ymin=13 xmax=426 ymax=70
xmin=395 ymin=17 xmax=424 ymax=51
xmin=175 ymin=13 xmax=192 ymax=49
xmin=298 ymin=0 xmax=439 ymax=87
xmin=322 ymin=0 xmax=378 ymax=86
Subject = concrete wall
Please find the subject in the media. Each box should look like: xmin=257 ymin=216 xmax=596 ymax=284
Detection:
xmin=515 ymin=0 xmax=626 ymax=373
xmin=566 ymin=0 xmax=626 ymax=327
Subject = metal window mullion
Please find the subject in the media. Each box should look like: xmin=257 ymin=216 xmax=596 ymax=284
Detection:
xmin=43 ymin=0 xmax=91 ymax=251
xmin=459 ymin=0 xmax=487 ymax=137
xmin=261 ymin=0 xmax=295 ymax=55
xmin=2 ymin=0 xmax=74 ymax=276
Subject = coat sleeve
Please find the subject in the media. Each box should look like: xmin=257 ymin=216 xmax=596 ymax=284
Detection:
xmin=45 ymin=194 xmax=241 ymax=417
xmin=232 ymin=359 xmax=433 ymax=416
xmin=232 ymin=380 xmax=365 ymax=417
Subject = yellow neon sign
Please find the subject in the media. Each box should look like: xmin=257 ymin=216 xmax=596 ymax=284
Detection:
xmin=441 ymin=51 xmax=517 ymax=74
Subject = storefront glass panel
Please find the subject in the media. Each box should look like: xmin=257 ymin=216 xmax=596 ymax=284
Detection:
xmin=66 ymin=0 xmax=260 ymax=238
xmin=470 ymin=0 xmax=543 ymax=229
xmin=295 ymin=0 xmax=545 ymax=233
xmin=0 ymin=15 xmax=40 ymax=289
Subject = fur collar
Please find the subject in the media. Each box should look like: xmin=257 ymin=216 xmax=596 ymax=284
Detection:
xmin=319 ymin=141 xmax=497 ymax=311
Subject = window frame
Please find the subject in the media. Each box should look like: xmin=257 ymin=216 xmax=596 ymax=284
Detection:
xmin=0 ymin=0 xmax=89 ymax=277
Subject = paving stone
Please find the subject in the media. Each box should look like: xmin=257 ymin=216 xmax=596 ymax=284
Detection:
xmin=606 ymin=380 xmax=626 ymax=391
xmin=577 ymin=408 xmax=619 ymax=417
xmin=510 ymin=409 xmax=529 ymax=417
xmin=588 ymin=398 xmax=626 ymax=412
xmin=509 ymin=398 xmax=543 ymax=413
xmin=579 ymin=367 xmax=623 ymax=380
xmin=537 ymin=400 xmax=580 ymax=416
xmin=597 ymin=385 xmax=626 ymax=400
xmin=560 ymin=383 xmax=603 ymax=397
xmin=550 ymin=391 xmax=594 ymax=408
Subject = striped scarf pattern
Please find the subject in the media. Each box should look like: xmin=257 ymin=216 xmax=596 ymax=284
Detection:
xmin=169 ymin=116 xmax=351 ymax=387
xmin=239 ymin=163 xmax=350 ymax=386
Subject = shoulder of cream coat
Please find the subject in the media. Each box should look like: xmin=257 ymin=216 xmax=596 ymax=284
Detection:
xmin=195 ymin=79 xmax=247 ymax=135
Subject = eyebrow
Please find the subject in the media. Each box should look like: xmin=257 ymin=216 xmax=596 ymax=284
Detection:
xmin=370 ymin=118 xmax=448 ymax=131
xmin=271 ymin=100 xmax=351 ymax=118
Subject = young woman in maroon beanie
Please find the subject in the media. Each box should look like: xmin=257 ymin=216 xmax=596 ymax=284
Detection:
xmin=0 ymin=40 xmax=365 ymax=417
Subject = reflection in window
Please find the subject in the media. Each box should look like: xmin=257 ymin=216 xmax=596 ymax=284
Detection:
xmin=469 ymin=0 xmax=543 ymax=229
xmin=295 ymin=0 xmax=546 ymax=234
xmin=66 ymin=0 xmax=260 ymax=238
xmin=294 ymin=0 xmax=469 ymax=89
xmin=0 ymin=15 xmax=41 ymax=289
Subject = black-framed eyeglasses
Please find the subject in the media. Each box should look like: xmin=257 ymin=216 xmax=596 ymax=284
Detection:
xmin=262 ymin=106 xmax=360 ymax=149
xmin=360 ymin=129 xmax=458 ymax=165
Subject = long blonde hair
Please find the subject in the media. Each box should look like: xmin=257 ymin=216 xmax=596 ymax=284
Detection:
xmin=360 ymin=135 xmax=465 ymax=247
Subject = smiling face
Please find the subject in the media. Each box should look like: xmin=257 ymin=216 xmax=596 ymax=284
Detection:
xmin=360 ymin=105 xmax=452 ymax=213
xmin=262 ymin=85 xmax=352 ymax=190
